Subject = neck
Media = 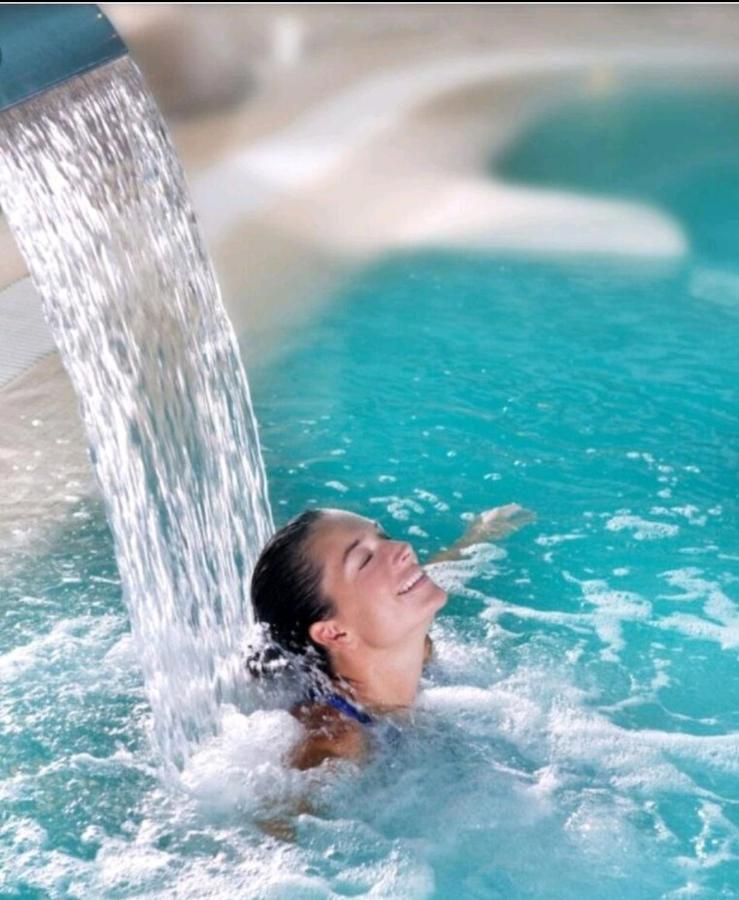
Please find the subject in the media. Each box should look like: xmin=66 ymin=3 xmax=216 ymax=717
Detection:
xmin=330 ymin=632 xmax=427 ymax=713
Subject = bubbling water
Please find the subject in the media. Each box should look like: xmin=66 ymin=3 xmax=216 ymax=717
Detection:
xmin=0 ymin=57 xmax=273 ymax=770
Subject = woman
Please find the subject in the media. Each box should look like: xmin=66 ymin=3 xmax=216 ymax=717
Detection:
xmin=250 ymin=503 xmax=533 ymax=770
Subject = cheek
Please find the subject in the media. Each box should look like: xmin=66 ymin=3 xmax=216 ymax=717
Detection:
xmin=361 ymin=614 xmax=404 ymax=650
xmin=356 ymin=568 xmax=394 ymax=611
xmin=364 ymin=595 xmax=424 ymax=646
xmin=346 ymin=585 xmax=398 ymax=640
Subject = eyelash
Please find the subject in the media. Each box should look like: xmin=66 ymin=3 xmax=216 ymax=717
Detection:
xmin=358 ymin=532 xmax=390 ymax=570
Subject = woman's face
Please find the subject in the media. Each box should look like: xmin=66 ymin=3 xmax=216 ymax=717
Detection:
xmin=306 ymin=509 xmax=447 ymax=653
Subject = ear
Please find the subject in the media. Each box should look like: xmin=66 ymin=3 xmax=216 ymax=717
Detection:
xmin=308 ymin=619 xmax=352 ymax=651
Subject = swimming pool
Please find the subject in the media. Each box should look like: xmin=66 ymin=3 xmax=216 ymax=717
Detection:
xmin=2 ymin=83 xmax=738 ymax=897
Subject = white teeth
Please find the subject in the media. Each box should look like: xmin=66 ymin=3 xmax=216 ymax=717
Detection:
xmin=398 ymin=570 xmax=424 ymax=595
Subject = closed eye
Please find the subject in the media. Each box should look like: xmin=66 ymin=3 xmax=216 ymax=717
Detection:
xmin=356 ymin=527 xmax=390 ymax=572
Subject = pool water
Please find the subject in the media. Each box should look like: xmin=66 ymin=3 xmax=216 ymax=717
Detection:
xmin=2 ymin=86 xmax=739 ymax=897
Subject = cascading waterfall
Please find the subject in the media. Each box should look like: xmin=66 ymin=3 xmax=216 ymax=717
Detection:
xmin=0 ymin=56 xmax=274 ymax=770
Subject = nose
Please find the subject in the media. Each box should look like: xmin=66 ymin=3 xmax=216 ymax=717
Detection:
xmin=391 ymin=540 xmax=414 ymax=567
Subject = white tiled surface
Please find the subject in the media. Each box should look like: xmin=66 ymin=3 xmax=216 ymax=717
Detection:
xmin=0 ymin=277 xmax=55 ymax=388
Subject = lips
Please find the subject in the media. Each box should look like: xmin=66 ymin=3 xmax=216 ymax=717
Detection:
xmin=397 ymin=568 xmax=426 ymax=595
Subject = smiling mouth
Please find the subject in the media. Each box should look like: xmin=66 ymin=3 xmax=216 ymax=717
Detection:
xmin=397 ymin=569 xmax=427 ymax=595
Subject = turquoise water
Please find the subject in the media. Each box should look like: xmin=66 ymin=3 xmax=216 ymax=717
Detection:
xmin=2 ymin=86 xmax=739 ymax=897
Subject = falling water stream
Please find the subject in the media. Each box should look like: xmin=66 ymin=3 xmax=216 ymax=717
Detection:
xmin=0 ymin=57 xmax=274 ymax=770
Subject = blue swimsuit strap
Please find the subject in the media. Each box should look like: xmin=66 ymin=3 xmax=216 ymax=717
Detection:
xmin=322 ymin=692 xmax=374 ymax=726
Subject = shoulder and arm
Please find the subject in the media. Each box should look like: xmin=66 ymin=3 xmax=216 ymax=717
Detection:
xmin=288 ymin=700 xmax=367 ymax=770
xmin=254 ymin=703 xmax=366 ymax=840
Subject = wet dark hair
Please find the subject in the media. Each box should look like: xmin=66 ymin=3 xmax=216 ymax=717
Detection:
xmin=247 ymin=508 xmax=334 ymax=681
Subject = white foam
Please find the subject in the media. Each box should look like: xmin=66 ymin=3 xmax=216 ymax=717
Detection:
xmin=650 ymin=505 xmax=707 ymax=527
xmin=180 ymin=706 xmax=304 ymax=816
xmin=424 ymin=653 xmax=739 ymax=807
xmin=656 ymin=613 xmax=739 ymax=650
xmin=657 ymin=568 xmax=720 ymax=602
xmin=581 ymin=579 xmax=652 ymax=659
xmin=650 ymin=658 xmax=672 ymax=691
xmin=413 ymin=488 xmax=449 ymax=512
xmin=325 ymin=480 xmax=349 ymax=493
xmin=655 ymin=569 xmax=739 ymax=649
xmin=534 ymin=533 xmax=586 ymax=547
xmin=0 ymin=614 xmax=122 ymax=682
xmin=103 ymin=633 xmax=138 ymax=669
xmin=605 ymin=514 xmax=680 ymax=540
xmin=95 ymin=832 xmax=172 ymax=890
xmin=425 ymin=543 xmax=506 ymax=594
xmin=676 ymin=800 xmax=739 ymax=872
xmin=369 ymin=494 xmax=425 ymax=521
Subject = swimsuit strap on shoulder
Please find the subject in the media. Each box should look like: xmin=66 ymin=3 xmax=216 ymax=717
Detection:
xmin=323 ymin=692 xmax=374 ymax=726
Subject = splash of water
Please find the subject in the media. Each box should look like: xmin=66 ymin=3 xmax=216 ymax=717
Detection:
xmin=0 ymin=57 xmax=274 ymax=769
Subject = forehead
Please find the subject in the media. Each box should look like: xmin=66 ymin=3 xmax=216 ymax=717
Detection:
xmin=311 ymin=511 xmax=373 ymax=543
xmin=307 ymin=511 xmax=375 ymax=565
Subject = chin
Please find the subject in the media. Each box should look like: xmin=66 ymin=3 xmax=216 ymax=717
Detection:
xmin=424 ymin=571 xmax=447 ymax=602
xmin=424 ymin=579 xmax=448 ymax=613
xmin=433 ymin=585 xmax=448 ymax=610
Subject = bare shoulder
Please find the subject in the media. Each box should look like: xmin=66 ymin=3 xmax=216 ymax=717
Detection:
xmin=288 ymin=701 xmax=367 ymax=770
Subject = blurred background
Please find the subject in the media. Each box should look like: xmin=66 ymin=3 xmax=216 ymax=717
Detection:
xmin=3 ymin=2 xmax=739 ymax=548
xmin=6 ymin=3 xmax=739 ymax=344
xmin=97 ymin=3 xmax=739 ymax=347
